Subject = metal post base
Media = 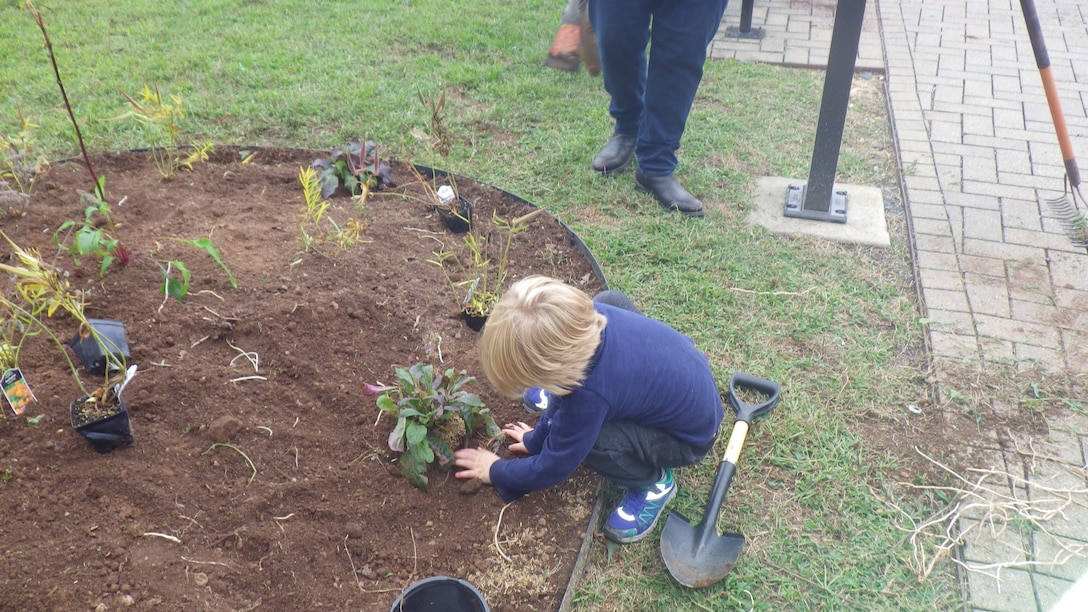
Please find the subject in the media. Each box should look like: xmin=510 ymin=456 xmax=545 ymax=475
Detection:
xmin=725 ymin=25 xmax=765 ymax=39
xmin=784 ymin=184 xmax=848 ymax=223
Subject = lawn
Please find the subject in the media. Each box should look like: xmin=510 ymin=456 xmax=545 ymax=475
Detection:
xmin=1 ymin=1 xmax=960 ymax=610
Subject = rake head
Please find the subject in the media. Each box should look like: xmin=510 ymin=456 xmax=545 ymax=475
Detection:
xmin=1047 ymin=179 xmax=1088 ymax=250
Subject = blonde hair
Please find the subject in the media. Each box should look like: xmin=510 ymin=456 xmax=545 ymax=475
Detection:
xmin=478 ymin=275 xmax=606 ymax=399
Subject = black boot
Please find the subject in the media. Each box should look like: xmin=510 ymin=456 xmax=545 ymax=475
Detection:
xmin=592 ymin=134 xmax=637 ymax=175
xmin=635 ymin=171 xmax=704 ymax=218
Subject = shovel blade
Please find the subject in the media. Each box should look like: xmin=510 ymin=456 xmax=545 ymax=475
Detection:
xmin=660 ymin=510 xmax=745 ymax=588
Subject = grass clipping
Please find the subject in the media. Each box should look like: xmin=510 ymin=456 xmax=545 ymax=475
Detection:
xmin=890 ymin=445 xmax=1088 ymax=583
xmin=467 ymin=487 xmax=593 ymax=601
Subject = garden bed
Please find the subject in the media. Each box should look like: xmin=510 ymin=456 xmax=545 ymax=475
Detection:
xmin=0 ymin=147 xmax=604 ymax=611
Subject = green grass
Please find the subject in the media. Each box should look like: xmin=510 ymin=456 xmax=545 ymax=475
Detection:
xmin=1 ymin=1 xmax=959 ymax=610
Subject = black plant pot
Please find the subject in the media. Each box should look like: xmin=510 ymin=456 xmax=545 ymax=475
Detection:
xmin=461 ymin=310 xmax=488 ymax=332
xmin=389 ymin=576 xmax=489 ymax=612
xmin=437 ymin=195 xmax=474 ymax=233
xmin=68 ymin=319 xmax=130 ymax=376
xmin=70 ymin=395 xmax=133 ymax=454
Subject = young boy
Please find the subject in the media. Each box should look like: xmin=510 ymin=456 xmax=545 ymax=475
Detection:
xmin=453 ymin=275 xmax=723 ymax=543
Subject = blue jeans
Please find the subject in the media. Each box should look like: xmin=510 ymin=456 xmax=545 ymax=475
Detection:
xmin=589 ymin=0 xmax=729 ymax=176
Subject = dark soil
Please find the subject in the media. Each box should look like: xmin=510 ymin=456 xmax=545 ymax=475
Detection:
xmin=0 ymin=147 xmax=604 ymax=612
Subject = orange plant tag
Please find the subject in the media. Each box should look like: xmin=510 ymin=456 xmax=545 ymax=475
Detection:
xmin=2 ymin=368 xmax=37 ymax=416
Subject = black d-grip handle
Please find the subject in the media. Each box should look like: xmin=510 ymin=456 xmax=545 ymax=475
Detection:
xmin=727 ymin=372 xmax=781 ymax=423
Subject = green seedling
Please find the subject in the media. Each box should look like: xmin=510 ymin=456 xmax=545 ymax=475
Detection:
xmin=53 ymin=183 xmax=127 ymax=277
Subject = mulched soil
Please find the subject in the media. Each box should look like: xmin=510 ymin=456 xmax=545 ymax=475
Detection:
xmin=0 ymin=147 xmax=604 ymax=612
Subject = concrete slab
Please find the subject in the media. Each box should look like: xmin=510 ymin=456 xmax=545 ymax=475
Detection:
xmin=964 ymin=567 xmax=1036 ymax=612
xmin=747 ymin=177 xmax=891 ymax=247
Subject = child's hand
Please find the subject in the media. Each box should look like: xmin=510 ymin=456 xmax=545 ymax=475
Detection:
xmin=503 ymin=422 xmax=533 ymax=454
xmin=454 ymin=447 xmax=500 ymax=484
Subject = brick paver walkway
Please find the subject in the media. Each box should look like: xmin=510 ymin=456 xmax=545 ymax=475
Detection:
xmin=711 ymin=1 xmax=1088 ymax=610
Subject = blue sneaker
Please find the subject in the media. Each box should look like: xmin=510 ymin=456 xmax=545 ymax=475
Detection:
xmin=603 ymin=469 xmax=676 ymax=543
xmin=521 ymin=387 xmax=552 ymax=413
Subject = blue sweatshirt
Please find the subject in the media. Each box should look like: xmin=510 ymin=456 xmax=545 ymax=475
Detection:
xmin=488 ymin=303 xmax=724 ymax=502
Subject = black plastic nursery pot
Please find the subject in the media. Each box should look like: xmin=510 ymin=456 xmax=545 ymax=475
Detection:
xmin=461 ymin=310 xmax=488 ymax=332
xmin=438 ymin=195 xmax=474 ymax=233
xmin=68 ymin=319 xmax=131 ymax=376
xmin=70 ymin=395 xmax=133 ymax=454
xmin=390 ymin=576 xmax=489 ymax=612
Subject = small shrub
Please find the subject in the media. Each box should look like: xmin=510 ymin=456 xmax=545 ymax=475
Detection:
xmin=118 ymin=84 xmax=213 ymax=179
xmin=365 ymin=363 xmax=500 ymax=490
xmin=311 ymin=138 xmax=396 ymax=200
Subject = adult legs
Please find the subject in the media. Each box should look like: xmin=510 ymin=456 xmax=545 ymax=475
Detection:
xmin=588 ymin=0 xmax=652 ymax=138
xmin=637 ymin=0 xmax=729 ymax=176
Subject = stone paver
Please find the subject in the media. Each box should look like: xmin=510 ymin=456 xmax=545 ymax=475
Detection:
xmin=710 ymin=0 xmax=1088 ymax=609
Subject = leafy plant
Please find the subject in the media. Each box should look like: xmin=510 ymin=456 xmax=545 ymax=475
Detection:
xmin=365 ymin=363 xmax=500 ymax=489
xmin=118 ymin=84 xmax=212 ymax=179
xmin=296 ymin=165 xmax=366 ymax=253
xmin=157 ymin=237 xmax=239 ymax=302
xmin=430 ymin=210 xmax=539 ymax=319
xmin=53 ymin=184 xmax=128 ymax=277
xmin=311 ymin=138 xmax=397 ymax=200
xmin=0 ymin=109 xmax=49 ymax=197
xmin=0 ymin=231 xmax=125 ymax=398
xmin=412 ymin=89 xmax=453 ymax=160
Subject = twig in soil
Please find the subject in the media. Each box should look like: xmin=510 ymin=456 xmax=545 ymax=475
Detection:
xmin=228 ymin=375 xmax=267 ymax=384
xmin=728 ymin=286 xmax=815 ymax=297
xmin=493 ymin=502 xmax=515 ymax=562
xmin=191 ymin=335 xmax=210 ymax=348
xmin=202 ymin=442 xmax=257 ymax=484
xmin=178 ymin=515 xmax=203 ymax=532
xmin=293 ymin=446 xmax=299 ymax=468
xmin=196 ymin=290 xmax=225 ymax=302
xmin=227 ymin=340 xmax=259 ymax=372
xmin=142 ymin=532 xmax=181 ymax=544
xmin=273 ymin=514 xmax=293 ymax=536
xmin=343 ymin=534 xmax=363 ymax=589
xmin=181 ymin=557 xmax=237 ymax=570
xmin=256 ymin=426 xmax=273 ymax=437
xmin=512 ymin=208 xmax=545 ymax=227
xmin=410 ymin=526 xmax=419 ymax=578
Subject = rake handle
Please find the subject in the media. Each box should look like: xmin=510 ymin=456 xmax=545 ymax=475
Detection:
xmin=1020 ymin=0 xmax=1081 ymax=187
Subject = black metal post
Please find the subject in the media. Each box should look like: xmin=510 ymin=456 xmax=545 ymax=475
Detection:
xmin=740 ymin=0 xmax=754 ymax=32
xmin=784 ymin=0 xmax=867 ymax=223
xmin=726 ymin=0 xmax=764 ymax=39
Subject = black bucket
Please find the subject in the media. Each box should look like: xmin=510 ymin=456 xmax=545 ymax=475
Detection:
xmin=70 ymin=395 xmax=133 ymax=454
xmin=390 ymin=576 xmax=489 ymax=612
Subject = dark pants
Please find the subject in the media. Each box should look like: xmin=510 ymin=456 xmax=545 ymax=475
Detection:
xmin=586 ymin=420 xmax=716 ymax=489
xmin=589 ymin=0 xmax=729 ymax=176
xmin=589 ymin=290 xmax=717 ymax=489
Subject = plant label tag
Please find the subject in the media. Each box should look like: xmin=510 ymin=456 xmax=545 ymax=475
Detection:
xmin=2 ymin=368 xmax=37 ymax=416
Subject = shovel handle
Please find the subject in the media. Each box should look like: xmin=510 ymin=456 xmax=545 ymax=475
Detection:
xmin=727 ymin=372 xmax=781 ymax=423
xmin=721 ymin=420 xmax=750 ymax=466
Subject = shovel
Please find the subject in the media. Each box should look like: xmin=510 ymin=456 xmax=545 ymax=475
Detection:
xmin=660 ymin=372 xmax=780 ymax=588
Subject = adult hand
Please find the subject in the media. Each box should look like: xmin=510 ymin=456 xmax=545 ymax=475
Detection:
xmin=454 ymin=447 xmax=500 ymax=484
xmin=503 ymin=422 xmax=533 ymax=454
